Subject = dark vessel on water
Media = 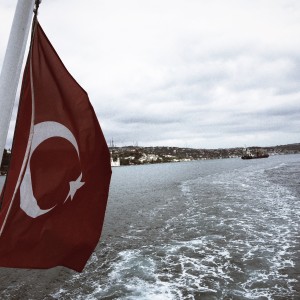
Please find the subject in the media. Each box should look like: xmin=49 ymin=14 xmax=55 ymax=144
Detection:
xmin=241 ymin=148 xmax=269 ymax=160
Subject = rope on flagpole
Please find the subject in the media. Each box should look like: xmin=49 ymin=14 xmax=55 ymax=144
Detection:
xmin=31 ymin=0 xmax=41 ymax=43
xmin=33 ymin=0 xmax=41 ymax=20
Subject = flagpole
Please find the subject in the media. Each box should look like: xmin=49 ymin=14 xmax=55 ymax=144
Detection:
xmin=0 ymin=0 xmax=35 ymax=166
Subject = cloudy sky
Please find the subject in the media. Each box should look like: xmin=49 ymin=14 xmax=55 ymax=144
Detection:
xmin=1 ymin=0 xmax=300 ymax=148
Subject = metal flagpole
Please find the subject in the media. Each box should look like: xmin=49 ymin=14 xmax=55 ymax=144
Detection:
xmin=0 ymin=0 xmax=35 ymax=166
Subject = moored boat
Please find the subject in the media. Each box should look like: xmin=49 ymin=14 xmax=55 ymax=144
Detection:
xmin=241 ymin=148 xmax=269 ymax=159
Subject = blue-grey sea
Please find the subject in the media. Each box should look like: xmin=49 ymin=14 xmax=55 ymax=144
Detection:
xmin=0 ymin=154 xmax=299 ymax=299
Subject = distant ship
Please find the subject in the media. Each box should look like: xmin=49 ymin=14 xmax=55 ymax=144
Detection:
xmin=241 ymin=148 xmax=269 ymax=160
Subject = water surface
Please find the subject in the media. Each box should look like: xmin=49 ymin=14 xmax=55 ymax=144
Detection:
xmin=0 ymin=155 xmax=299 ymax=299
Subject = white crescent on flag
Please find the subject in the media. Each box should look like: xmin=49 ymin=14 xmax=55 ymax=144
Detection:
xmin=20 ymin=121 xmax=84 ymax=218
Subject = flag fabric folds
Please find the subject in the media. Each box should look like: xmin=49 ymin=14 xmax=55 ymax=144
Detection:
xmin=0 ymin=21 xmax=111 ymax=272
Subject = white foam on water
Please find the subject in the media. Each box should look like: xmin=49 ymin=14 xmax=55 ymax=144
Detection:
xmin=0 ymin=282 xmax=25 ymax=300
xmin=89 ymin=249 xmax=178 ymax=300
xmin=50 ymin=288 xmax=68 ymax=299
xmin=267 ymin=162 xmax=287 ymax=170
xmin=173 ymin=161 xmax=300 ymax=298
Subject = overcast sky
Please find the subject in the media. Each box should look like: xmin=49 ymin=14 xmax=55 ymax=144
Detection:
xmin=1 ymin=0 xmax=300 ymax=148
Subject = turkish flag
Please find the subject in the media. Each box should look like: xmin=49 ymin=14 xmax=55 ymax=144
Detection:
xmin=0 ymin=21 xmax=111 ymax=272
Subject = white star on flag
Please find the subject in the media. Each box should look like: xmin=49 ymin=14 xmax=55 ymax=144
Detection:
xmin=64 ymin=173 xmax=85 ymax=203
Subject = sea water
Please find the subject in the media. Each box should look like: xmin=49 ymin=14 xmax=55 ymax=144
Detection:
xmin=0 ymin=154 xmax=299 ymax=299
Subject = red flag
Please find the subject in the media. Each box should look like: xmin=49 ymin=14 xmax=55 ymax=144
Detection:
xmin=0 ymin=21 xmax=111 ymax=272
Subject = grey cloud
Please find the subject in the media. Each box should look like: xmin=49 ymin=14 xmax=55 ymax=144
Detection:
xmin=117 ymin=116 xmax=180 ymax=125
xmin=2 ymin=0 xmax=300 ymax=148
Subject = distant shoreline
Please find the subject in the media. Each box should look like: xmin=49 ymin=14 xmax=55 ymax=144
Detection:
xmin=110 ymin=143 xmax=300 ymax=166
xmin=1 ymin=143 xmax=300 ymax=171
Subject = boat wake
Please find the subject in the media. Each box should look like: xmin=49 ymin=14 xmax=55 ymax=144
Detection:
xmin=48 ymin=158 xmax=300 ymax=300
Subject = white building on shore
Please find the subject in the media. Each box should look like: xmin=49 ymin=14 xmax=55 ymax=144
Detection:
xmin=110 ymin=154 xmax=120 ymax=167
